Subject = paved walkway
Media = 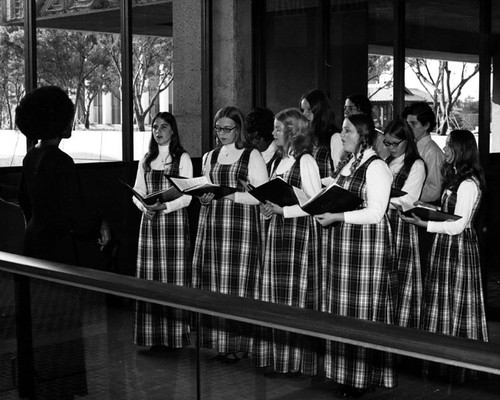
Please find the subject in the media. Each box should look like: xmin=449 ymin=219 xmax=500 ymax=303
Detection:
xmin=0 ymin=128 xmax=151 ymax=167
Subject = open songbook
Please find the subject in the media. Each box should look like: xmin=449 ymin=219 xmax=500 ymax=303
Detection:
xmin=166 ymin=175 xmax=238 ymax=199
xmin=119 ymin=178 xmax=182 ymax=207
xmin=249 ymin=177 xmax=363 ymax=215
xmin=392 ymin=199 xmax=461 ymax=221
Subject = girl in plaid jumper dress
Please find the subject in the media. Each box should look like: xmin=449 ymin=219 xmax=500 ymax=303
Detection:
xmin=384 ymin=120 xmax=426 ymax=328
xmin=133 ymin=112 xmax=193 ymax=350
xmin=192 ymin=106 xmax=268 ymax=361
xmin=315 ymin=114 xmax=397 ymax=396
xmin=401 ymin=130 xmax=488 ymax=380
xmin=254 ymin=108 xmax=322 ymax=375
xmin=300 ymin=91 xmax=337 ymax=360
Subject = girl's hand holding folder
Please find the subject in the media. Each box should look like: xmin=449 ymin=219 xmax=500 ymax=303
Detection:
xmin=399 ymin=211 xmax=427 ymax=229
xmin=199 ymin=192 xmax=215 ymax=206
xmin=315 ymin=212 xmax=344 ymax=227
xmin=268 ymin=201 xmax=283 ymax=216
xmin=259 ymin=201 xmax=273 ymax=219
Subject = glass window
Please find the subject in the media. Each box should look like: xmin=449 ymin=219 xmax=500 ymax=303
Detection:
xmin=405 ymin=0 xmax=479 ymax=150
xmin=0 ymin=22 xmax=25 ymax=167
xmin=265 ymin=0 xmax=321 ymax=114
xmin=132 ymin=2 xmax=173 ymax=161
xmin=35 ymin=28 xmax=122 ymax=162
xmin=32 ymin=2 xmax=123 ymax=163
xmin=367 ymin=1 xmax=394 ymax=130
xmin=368 ymin=54 xmax=394 ymax=129
xmin=491 ymin=1 xmax=500 ymax=153
xmin=263 ymin=1 xmax=396 ymax=129
xmin=131 ymin=34 xmax=174 ymax=161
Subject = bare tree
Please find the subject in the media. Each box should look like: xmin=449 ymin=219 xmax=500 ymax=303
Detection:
xmin=368 ymin=54 xmax=393 ymax=97
xmin=0 ymin=27 xmax=25 ymax=129
xmin=406 ymin=58 xmax=479 ymax=135
xmin=37 ymin=29 xmax=114 ymax=128
xmin=100 ymin=34 xmax=174 ymax=131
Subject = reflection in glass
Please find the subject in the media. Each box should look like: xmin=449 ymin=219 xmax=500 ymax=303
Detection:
xmin=0 ymin=273 xmax=499 ymax=399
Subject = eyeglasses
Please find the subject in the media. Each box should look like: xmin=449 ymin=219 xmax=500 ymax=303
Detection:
xmin=214 ymin=125 xmax=237 ymax=134
xmin=344 ymin=106 xmax=358 ymax=111
xmin=383 ymin=139 xmax=405 ymax=148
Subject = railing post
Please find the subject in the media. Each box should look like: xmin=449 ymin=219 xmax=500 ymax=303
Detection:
xmin=196 ymin=312 xmax=201 ymax=400
xmin=14 ymin=274 xmax=36 ymax=397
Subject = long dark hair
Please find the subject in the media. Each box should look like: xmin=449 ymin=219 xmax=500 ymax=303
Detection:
xmin=143 ymin=111 xmax=185 ymax=172
xmin=300 ymin=89 xmax=338 ymax=146
xmin=384 ymin=119 xmax=422 ymax=171
xmin=442 ymin=129 xmax=485 ymax=192
xmin=213 ymin=106 xmax=251 ymax=149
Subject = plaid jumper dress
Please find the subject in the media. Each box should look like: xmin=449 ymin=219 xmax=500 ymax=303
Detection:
xmin=313 ymin=142 xmax=333 ymax=325
xmin=312 ymin=143 xmax=334 ymax=179
xmin=134 ymin=158 xmax=192 ymax=348
xmin=192 ymin=147 xmax=261 ymax=354
xmin=324 ymin=156 xmax=397 ymax=389
xmin=253 ymin=155 xmax=321 ymax=374
xmin=421 ymin=177 xmax=488 ymax=341
xmin=386 ymin=157 xmax=423 ymax=329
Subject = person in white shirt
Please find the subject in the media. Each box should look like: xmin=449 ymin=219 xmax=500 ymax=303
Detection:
xmin=401 ymin=129 xmax=488 ymax=380
xmin=315 ymin=114 xmax=396 ymax=397
xmin=132 ymin=111 xmax=193 ymax=351
xmin=255 ymin=108 xmax=322 ymax=376
xmin=402 ymin=102 xmax=444 ymax=204
xmin=402 ymin=102 xmax=445 ymax=279
xmin=384 ymin=119 xmax=426 ymax=329
xmin=192 ymin=106 xmax=269 ymax=363
xmin=245 ymin=107 xmax=279 ymax=173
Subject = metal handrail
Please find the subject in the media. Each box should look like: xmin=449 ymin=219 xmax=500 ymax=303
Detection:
xmin=1 ymin=251 xmax=499 ymax=375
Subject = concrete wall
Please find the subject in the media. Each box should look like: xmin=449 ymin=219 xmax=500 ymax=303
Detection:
xmin=173 ymin=0 xmax=203 ymax=157
xmin=173 ymin=0 xmax=252 ymax=158
xmin=212 ymin=0 xmax=253 ymax=115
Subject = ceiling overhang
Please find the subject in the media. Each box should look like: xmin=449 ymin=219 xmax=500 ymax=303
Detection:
xmin=7 ymin=1 xmax=172 ymax=37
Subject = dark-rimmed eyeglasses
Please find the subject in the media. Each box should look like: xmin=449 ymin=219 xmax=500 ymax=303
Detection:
xmin=383 ymin=139 xmax=405 ymax=148
xmin=214 ymin=126 xmax=237 ymax=134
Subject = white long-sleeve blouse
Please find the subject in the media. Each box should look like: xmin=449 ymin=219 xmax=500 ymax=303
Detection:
xmin=427 ymin=179 xmax=479 ymax=236
xmin=271 ymin=153 xmax=322 ymax=218
xmin=133 ymin=144 xmax=193 ymax=214
xmin=336 ymin=148 xmax=393 ymax=225
xmin=388 ymin=155 xmax=426 ymax=209
xmin=202 ymin=143 xmax=269 ymax=205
